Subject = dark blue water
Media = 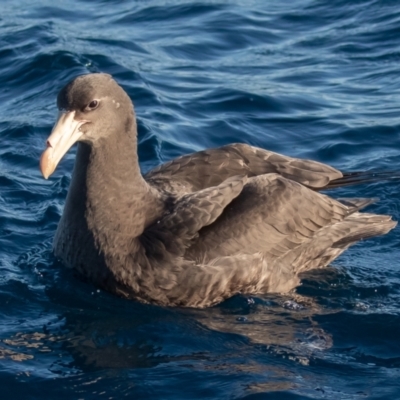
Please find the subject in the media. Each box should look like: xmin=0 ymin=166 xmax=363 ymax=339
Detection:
xmin=1 ymin=0 xmax=400 ymax=398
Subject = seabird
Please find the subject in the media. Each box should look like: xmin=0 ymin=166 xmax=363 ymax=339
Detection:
xmin=39 ymin=73 xmax=396 ymax=307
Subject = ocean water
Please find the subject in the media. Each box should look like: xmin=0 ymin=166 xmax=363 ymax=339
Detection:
xmin=1 ymin=0 xmax=400 ymax=398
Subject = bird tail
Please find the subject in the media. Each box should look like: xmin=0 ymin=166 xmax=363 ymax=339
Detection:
xmin=282 ymin=213 xmax=397 ymax=274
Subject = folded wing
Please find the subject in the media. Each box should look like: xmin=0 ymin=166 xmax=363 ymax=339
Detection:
xmin=145 ymin=143 xmax=343 ymax=192
xmin=185 ymin=174 xmax=395 ymax=266
xmin=140 ymin=175 xmax=247 ymax=257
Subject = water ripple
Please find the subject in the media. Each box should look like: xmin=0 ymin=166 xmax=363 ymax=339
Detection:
xmin=0 ymin=0 xmax=400 ymax=399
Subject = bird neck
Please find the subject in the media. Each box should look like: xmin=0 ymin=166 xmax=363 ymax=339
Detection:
xmin=69 ymin=122 xmax=162 ymax=254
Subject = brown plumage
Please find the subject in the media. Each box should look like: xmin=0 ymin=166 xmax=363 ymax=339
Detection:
xmin=39 ymin=73 xmax=397 ymax=308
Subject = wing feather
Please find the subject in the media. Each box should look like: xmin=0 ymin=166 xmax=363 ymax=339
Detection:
xmin=145 ymin=143 xmax=343 ymax=193
xmin=140 ymin=175 xmax=247 ymax=258
xmin=185 ymin=174 xmax=354 ymax=262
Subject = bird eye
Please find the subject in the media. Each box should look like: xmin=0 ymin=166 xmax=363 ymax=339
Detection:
xmin=86 ymin=100 xmax=99 ymax=110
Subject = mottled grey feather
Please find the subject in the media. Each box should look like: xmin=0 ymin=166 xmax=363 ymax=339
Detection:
xmin=140 ymin=175 xmax=247 ymax=257
xmin=145 ymin=143 xmax=343 ymax=193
